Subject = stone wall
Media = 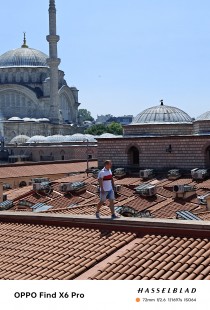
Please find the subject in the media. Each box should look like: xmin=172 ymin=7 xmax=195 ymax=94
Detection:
xmin=97 ymin=136 xmax=210 ymax=169
xmin=8 ymin=143 xmax=98 ymax=162
xmin=193 ymin=121 xmax=210 ymax=134
xmin=1 ymin=121 xmax=85 ymax=143
xmin=123 ymin=123 xmax=193 ymax=136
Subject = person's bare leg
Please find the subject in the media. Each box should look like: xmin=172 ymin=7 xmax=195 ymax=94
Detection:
xmin=97 ymin=201 xmax=103 ymax=213
xmin=109 ymin=199 xmax=115 ymax=215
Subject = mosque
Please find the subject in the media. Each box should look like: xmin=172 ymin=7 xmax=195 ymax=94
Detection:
xmin=0 ymin=0 xmax=81 ymax=144
xmin=1 ymin=1 xmax=210 ymax=170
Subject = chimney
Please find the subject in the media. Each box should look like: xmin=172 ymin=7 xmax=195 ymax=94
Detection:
xmin=0 ymin=183 xmax=3 ymax=203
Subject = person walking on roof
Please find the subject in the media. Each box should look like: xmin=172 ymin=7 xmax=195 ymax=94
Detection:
xmin=96 ymin=160 xmax=120 ymax=219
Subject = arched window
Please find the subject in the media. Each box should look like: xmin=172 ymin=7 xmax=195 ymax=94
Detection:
xmin=39 ymin=150 xmax=44 ymax=161
xmin=19 ymin=181 xmax=27 ymax=188
xmin=60 ymin=150 xmax=65 ymax=161
xmin=127 ymin=146 xmax=139 ymax=166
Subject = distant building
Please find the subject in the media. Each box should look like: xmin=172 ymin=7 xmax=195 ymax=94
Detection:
xmin=105 ymin=115 xmax=133 ymax=125
xmin=96 ymin=114 xmax=133 ymax=125
xmin=96 ymin=114 xmax=113 ymax=124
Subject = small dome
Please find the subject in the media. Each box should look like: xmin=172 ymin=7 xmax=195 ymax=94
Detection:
xmin=8 ymin=117 xmax=23 ymax=121
xmin=66 ymin=134 xmax=86 ymax=142
xmin=195 ymin=111 xmax=210 ymax=121
xmin=46 ymin=135 xmax=66 ymax=143
xmin=100 ymin=133 xmax=117 ymax=138
xmin=0 ymin=47 xmax=48 ymax=68
xmin=10 ymin=135 xmax=30 ymax=144
xmin=132 ymin=102 xmax=192 ymax=124
xmin=23 ymin=117 xmax=32 ymax=122
xmin=85 ymin=134 xmax=97 ymax=142
xmin=27 ymin=136 xmax=47 ymax=143
xmin=38 ymin=118 xmax=50 ymax=122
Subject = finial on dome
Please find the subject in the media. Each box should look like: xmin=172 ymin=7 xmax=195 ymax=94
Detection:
xmin=21 ymin=32 xmax=28 ymax=48
xmin=160 ymin=99 xmax=164 ymax=106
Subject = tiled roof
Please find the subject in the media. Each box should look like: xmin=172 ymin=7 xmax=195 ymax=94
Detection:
xmin=46 ymin=205 xmax=113 ymax=216
xmin=0 ymin=212 xmax=210 ymax=280
xmin=3 ymin=171 xmax=210 ymax=221
xmin=0 ymin=219 xmax=135 ymax=280
xmin=5 ymin=186 xmax=32 ymax=201
xmin=87 ymin=234 xmax=210 ymax=280
xmin=151 ymin=201 xmax=198 ymax=219
xmin=0 ymin=161 xmax=97 ymax=179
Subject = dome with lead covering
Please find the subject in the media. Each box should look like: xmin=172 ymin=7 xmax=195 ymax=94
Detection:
xmin=99 ymin=133 xmax=119 ymax=138
xmin=46 ymin=135 xmax=66 ymax=143
xmin=8 ymin=117 xmax=23 ymax=121
xmin=0 ymin=47 xmax=48 ymax=68
xmin=27 ymin=136 xmax=47 ymax=143
xmin=10 ymin=135 xmax=30 ymax=144
xmin=132 ymin=101 xmax=192 ymax=124
xmin=195 ymin=111 xmax=210 ymax=121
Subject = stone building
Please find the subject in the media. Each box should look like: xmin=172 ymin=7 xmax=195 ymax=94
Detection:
xmin=97 ymin=101 xmax=210 ymax=170
xmin=0 ymin=0 xmax=81 ymax=143
xmin=7 ymin=134 xmax=98 ymax=163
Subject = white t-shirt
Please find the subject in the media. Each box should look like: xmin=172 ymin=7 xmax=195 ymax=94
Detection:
xmin=98 ymin=168 xmax=113 ymax=192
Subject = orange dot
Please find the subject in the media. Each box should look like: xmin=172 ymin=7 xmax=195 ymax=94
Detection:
xmin=136 ymin=298 xmax=140 ymax=302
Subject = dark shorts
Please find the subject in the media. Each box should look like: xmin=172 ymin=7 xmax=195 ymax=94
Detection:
xmin=100 ymin=189 xmax=115 ymax=202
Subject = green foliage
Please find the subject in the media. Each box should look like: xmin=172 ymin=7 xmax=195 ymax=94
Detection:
xmin=78 ymin=109 xmax=94 ymax=121
xmin=107 ymin=122 xmax=123 ymax=135
xmin=85 ymin=122 xmax=123 ymax=135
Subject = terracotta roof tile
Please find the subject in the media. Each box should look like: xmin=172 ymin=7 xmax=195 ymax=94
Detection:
xmin=0 ymin=162 xmax=97 ymax=180
xmin=88 ymin=234 xmax=210 ymax=280
xmin=0 ymin=221 xmax=136 ymax=280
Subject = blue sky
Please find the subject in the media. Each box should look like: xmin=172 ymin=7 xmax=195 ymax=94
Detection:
xmin=1 ymin=0 xmax=210 ymax=118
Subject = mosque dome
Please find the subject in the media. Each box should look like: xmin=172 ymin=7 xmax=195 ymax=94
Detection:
xmin=46 ymin=135 xmax=66 ymax=143
xmin=99 ymin=133 xmax=119 ymax=138
xmin=195 ymin=111 xmax=210 ymax=121
xmin=10 ymin=135 xmax=30 ymax=144
xmin=132 ymin=101 xmax=192 ymax=124
xmin=0 ymin=44 xmax=48 ymax=68
xmin=8 ymin=117 xmax=23 ymax=122
xmin=27 ymin=136 xmax=47 ymax=143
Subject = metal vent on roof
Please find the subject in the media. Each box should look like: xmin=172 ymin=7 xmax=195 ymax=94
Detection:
xmin=135 ymin=183 xmax=157 ymax=197
xmin=114 ymin=168 xmax=126 ymax=178
xmin=19 ymin=200 xmax=33 ymax=207
xmin=197 ymin=193 xmax=210 ymax=205
xmin=176 ymin=210 xmax=202 ymax=221
xmin=173 ymin=184 xmax=195 ymax=193
xmin=32 ymin=178 xmax=50 ymax=183
xmin=139 ymin=169 xmax=154 ymax=179
xmin=115 ymin=206 xmax=136 ymax=217
xmin=191 ymin=168 xmax=208 ymax=180
xmin=0 ymin=200 xmax=13 ymax=211
xmin=114 ymin=185 xmax=121 ymax=193
xmin=60 ymin=182 xmax=86 ymax=193
xmin=31 ymin=203 xmax=52 ymax=213
xmin=138 ymin=210 xmax=152 ymax=218
xmin=91 ymin=169 xmax=100 ymax=179
xmin=168 ymin=169 xmax=181 ymax=180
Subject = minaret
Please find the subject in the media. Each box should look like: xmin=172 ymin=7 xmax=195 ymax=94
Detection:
xmin=46 ymin=0 xmax=61 ymax=124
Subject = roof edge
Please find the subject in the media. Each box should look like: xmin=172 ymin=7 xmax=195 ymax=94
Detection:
xmin=0 ymin=212 xmax=210 ymax=238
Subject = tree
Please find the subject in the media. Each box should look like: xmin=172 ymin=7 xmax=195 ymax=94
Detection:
xmin=107 ymin=122 xmax=123 ymax=135
xmin=78 ymin=109 xmax=94 ymax=122
xmin=85 ymin=124 xmax=107 ymax=135
xmin=85 ymin=122 xmax=123 ymax=135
